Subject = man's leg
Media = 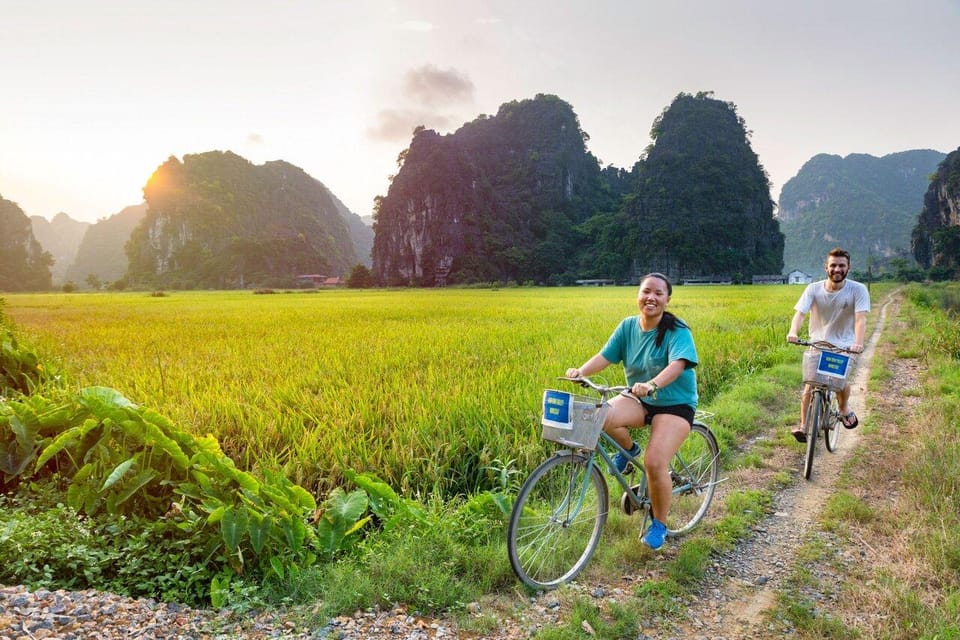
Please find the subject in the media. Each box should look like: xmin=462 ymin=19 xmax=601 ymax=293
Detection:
xmin=837 ymin=383 xmax=859 ymax=428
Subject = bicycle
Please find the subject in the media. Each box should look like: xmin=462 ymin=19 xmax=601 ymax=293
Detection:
xmin=792 ymin=339 xmax=856 ymax=480
xmin=506 ymin=376 xmax=721 ymax=590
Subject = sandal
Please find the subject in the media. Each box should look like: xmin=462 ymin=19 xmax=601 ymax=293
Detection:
xmin=791 ymin=429 xmax=807 ymax=443
xmin=841 ymin=411 xmax=859 ymax=429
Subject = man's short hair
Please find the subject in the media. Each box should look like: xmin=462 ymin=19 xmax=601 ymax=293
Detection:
xmin=826 ymin=247 xmax=851 ymax=264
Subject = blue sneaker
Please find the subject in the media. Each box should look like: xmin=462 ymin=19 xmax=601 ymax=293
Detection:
xmin=642 ymin=518 xmax=668 ymax=550
xmin=611 ymin=442 xmax=641 ymax=474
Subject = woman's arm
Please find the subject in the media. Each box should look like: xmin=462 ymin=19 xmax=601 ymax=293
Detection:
xmin=566 ymin=354 xmax=612 ymax=379
xmin=632 ymin=358 xmax=688 ymax=398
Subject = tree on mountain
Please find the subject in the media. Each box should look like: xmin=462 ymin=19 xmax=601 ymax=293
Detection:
xmin=615 ymin=91 xmax=782 ymax=281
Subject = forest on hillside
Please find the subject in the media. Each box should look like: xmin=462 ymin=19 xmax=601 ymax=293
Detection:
xmin=373 ymin=91 xmax=783 ymax=286
xmin=124 ymin=152 xmax=360 ymax=289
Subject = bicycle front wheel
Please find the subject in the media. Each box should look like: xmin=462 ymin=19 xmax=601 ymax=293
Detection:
xmin=665 ymin=422 xmax=720 ymax=535
xmin=823 ymin=391 xmax=841 ymax=453
xmin=507 ymin=452 xmax=609 ymax=589
xmin=804 ymin=391 xmax=823 ymax=480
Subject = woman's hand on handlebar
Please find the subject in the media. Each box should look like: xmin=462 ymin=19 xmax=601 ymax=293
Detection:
xmin=565 ymin=367 xmax=581 ymax=378
xmin=630 ymin=381 xmax=655 ymax=398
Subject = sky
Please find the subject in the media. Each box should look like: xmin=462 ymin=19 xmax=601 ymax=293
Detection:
xmin=3 ymin=0 xmax=960 ymax=225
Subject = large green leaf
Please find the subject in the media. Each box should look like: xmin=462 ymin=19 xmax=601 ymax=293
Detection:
xmin=35 ymin=418 xmax=101 ymax=470
xmin=247 ymin=513 xmax=271 ymax=555
xmin=325 ymin=488 xmax=368 ymax=524
xmin=137 ymin=416 xmax=190 ymax=470
xmin=283 ymin=516 xmax=308 ymax=551
xmin=286 ymin=483 xmax=317 ymax=511
xmin=315 ymin=516 xmax=346 ymax=556
xmin=100 ymin=456 xmax=137 ymax=491
xmin=0 ymin=437 xmax=35 ymax=477
xmin=346 ymin=471 xmax=400 ymax=519
xmin=220 ymin=506 xmax=248 ymax=553
xmin=259 ymin=483 xmax=297 ymax=514
xmin=78 ymin=387 xmax=138 ymax=424
xmin=112 ymin=468 xmax=160 ymax=506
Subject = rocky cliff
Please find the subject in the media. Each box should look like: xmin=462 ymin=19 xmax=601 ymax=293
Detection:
xmin=372 ymin=94 xmax=620 ymax=286
xmin=912 ymin=147 xmax=960 ymax=277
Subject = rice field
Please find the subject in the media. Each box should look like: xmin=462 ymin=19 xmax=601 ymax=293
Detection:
xmin=2 ymin=284 xmax=837 ymax=497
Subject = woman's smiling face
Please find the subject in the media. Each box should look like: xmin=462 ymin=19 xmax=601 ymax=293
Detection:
xmin=637 ymin=275 xmax=670 ymax=318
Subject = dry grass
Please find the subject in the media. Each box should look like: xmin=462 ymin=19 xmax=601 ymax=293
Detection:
xmin=830 ymin=303 xmax=959 ymax=638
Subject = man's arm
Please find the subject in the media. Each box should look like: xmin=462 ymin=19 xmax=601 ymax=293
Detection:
xmin=786 ymin=310 xmax=806 ymax=342
xmin=851 ymin=311 xmax=867 ymax=352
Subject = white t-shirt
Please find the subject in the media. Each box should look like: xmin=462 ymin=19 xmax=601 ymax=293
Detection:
xmin=795 ymin=279 xmax=871 ymax=346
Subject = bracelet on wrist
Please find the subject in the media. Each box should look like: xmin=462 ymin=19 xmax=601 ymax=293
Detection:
xmin=647 ymin=381 xmax=659 ymax=398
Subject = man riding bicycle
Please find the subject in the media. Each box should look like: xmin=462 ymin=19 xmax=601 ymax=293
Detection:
xmin=786 ymin=247 xmax=871 ymax=442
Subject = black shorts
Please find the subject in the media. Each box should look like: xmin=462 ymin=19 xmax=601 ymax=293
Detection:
xmin=640 ymin=401 xmax=696 ymax=427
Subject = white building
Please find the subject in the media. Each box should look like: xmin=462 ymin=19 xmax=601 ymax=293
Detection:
xmin=787 ymin=270 xmax=813 ymax=284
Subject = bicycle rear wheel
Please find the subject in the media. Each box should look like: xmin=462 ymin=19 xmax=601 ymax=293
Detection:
xmin=823 ymin=391 xmax=841 ymax=453
xmin=664 ymin=423 xmax=720 ymax=535
xmin=507 ymin=452 xmax=609 ymax=589
xmin=803 ymin=391 xmax=823 ymax=480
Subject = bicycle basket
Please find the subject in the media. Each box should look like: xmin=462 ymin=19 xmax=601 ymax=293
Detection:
xmin=802 ymin=349 xmax=852 ymax=391
xmin=541 ymin=389 xmax=608 ymax=450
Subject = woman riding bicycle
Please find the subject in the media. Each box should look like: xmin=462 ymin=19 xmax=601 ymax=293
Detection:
xmin=565 ymin=272 xmax=698 ymax=550
xmin=786 ymin=248 xmax=870 ymax=442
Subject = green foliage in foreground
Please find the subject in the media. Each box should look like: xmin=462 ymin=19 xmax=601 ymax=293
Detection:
xmin=0 ymin=329 xmax=441 ymax=606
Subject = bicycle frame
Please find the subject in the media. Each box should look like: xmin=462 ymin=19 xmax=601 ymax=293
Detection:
xmin=794 ymin=339 xmax=850 ymax=478
xmin=545 ymin=414 xmax=715 ymax=526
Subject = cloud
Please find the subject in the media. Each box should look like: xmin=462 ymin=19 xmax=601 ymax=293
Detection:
xmin=366 ymin=65 xmax=476 ymax=142
xmin=366 ymin=109 xmax=458 ymax=142
xmin=402 ymin=64 xmax=475 ymax=107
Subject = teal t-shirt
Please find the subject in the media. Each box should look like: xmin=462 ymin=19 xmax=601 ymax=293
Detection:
xmin=600 ymin=316 xmax=699 ymax=410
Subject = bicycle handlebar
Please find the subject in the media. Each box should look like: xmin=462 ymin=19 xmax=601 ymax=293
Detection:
xmin=557 ymin=376 xmax=715 ymax=421
xmin=559 ymin=376 xmax=638 ymax=400
xmin=790 ymin=339 xmax=856 ymax=354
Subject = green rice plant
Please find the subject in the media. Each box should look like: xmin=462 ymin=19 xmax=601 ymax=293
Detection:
xmin=0 ymin=286 xmax=811 ymax=498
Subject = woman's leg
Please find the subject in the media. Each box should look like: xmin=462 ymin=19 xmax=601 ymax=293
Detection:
xmin=644 ymin=413 xmax=691 ymax=522
xmin=602 ymin=395 xmax=647 ymax=450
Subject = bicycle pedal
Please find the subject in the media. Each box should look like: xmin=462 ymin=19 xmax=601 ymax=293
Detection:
xmin=619 ymin=484 xmax=644 ymax=515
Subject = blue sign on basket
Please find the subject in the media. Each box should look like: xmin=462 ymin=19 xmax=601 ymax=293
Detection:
xmin=816 ymin=351 xmax=850 ymax=379
xmin=542 ymin=390 xmax=573 ymax=429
